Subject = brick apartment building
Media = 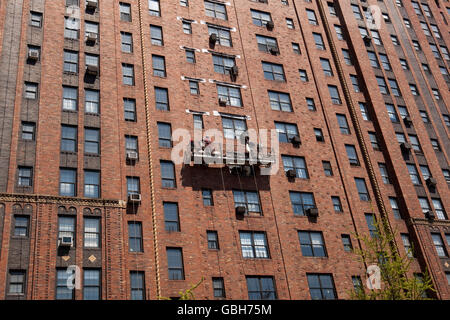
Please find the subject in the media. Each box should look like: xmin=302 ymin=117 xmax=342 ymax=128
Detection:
xmin=0 ymin=0 xmax=449 ymax=300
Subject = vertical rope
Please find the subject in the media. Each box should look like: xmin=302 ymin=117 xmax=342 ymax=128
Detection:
xmin=137 ymin=0 xmax=161 ymax=298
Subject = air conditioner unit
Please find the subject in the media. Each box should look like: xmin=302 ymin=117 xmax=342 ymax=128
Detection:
xmin=86 ymin=0 xmax=98 ymax=9
xmin=306 ymin=208 xmax=319 ymax=218
xmin=242 ymin=165 xmax=252 ymax=177
xmin=86 ymin=64 xmax=99 ymax=75
xmin=290 ymin=136 xmax=301 ymax=145
xmin=269 ymin=46 xmax=279 ymax=55
xmin=235 ymin=206 xmax=247 ymax=218
xmin=231 ymin=65 xmax=239 ymax=77
xmin=128 ymin=193 xmax=141 ymax=204
xmin=286 ymin=169 xmax=297 ymax=178
xmin=403 ymin=116 xmax=412 ymax=126
xmin=425 ymin=210 xmax=435 ymax=220
xmin=265 ymin=20 xmax=274 ymax=30
xmin=86 ymin=32 xmax=98 ymax=43
xmin=426 ymin=177 xmax=437 ymax=188
xmin=400 ymin=142 xmax=412 ymax=153
xmin=126 ymin=151 xmax=138 ymax=161
xmin=209 ymin=33 xmax=218 ymax=44
xmin=28 ymin=50 xmax=39 ymax=61
xmin=58 ymin=236 xmax=73 ymax=247
xmin=363 ymin=35 xmax=372 ymax=45
xmin=218 ymin=97 xmax=228 ymax=106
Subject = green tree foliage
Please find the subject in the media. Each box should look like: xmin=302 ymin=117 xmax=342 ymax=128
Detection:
xmin=159 ymin=277 xmax=205 ymax=300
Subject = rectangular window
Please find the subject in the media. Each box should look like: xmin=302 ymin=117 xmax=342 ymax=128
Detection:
xmin=152 ymin=55 xmax=166 ymax=77
xmin=155 ymin=87 xmax=169 ymax=111
xmin=345 ymin=145 xmax=359 ymax=166
xmin=246 ymin=276 xmax=276 ymax=300
xmin=286 ymin=18 xmax=294 ymax=29
xmin=58 ymin=216 xmax=75 ymax=244
xmin=150 ymin=25 xmax=163 ymax=45
xmin=149 ymin=0 xmax=161 ymax=16
xmin=14 ymin=215 xmax=29 ymax=237
xmin=336 ymin=114 xmax=350 ymax=134
xmin=389 ymin=197 xmax=401 ymax=219
xmin=122 ymin=64 xmax=135 ymax=85
xmin=212 ymin=277 xmax=225 ymax=298
xmin=386 ymin=103 xmax=399 ymax=122
xmin=256 ymin=35 xmax=279 ymax=53
xmin=130 ymin=271 xmax=145 ymax=300
xmin=431 ymin=233 xmax=447 ymax=257
xmin=233 ymin=190 xmax=261 ymax=213
xmin=401 ymin=234 xmax=413 ymax=258
xmin=432 ymin=199 xmax=447 ymax=220
xmin=84 ymin=217 xmax=100 ymax=248
xmin=320 ymin=58 xmax=333 ymax=76
xmin=262 ymin=62 xmax=285 ymax=81
xmin=18 ymin=166 xmax=32 ymax=187
xmin=365 ymin=214 xmax=377 ymax=238
xmin=208 ymin=25 xmax=232 ymax=47
xmin=239 ymin=231 xmax=269 ymax=259
xmin=306 ymin=9 xmax=318 ymax=25
xmin=275 ymin=122 xmax=299 ymax=143
xmin=207 ymin=231 xmax=219 ymax=249
xmin=328 ymin=85 xmax=341 ymax=104
xmin=313 ymin=33 xmax=325 ymax=50
xmin=84 ymin=128 xmax=99 ymax=154
xmin=355 ymin=178 xmax=370 ymax=201
xmin=368 ymin=132 xmax=379 ymax=150
xmin=334 ymin=25 xmax=344 ymax=40
xmin=120 ymin=3 xmax=132 ymax=21
xmin=322 ymin=161 xmax=333 ymax=176
xmin=204 ymin=0 xmax=227 ymax=20
xmin=126 ymin=176 xmax=140 ymax=195
xmin=376 ymin=77 xmax=388 ymax=94
xmin=379 ymin=53 xmax=391 ymax=70
xmin=341 ymin=235 xmax=352 ymax=252
xmin=367 ymin=51 xmax=380 ymax=68
xmin=157 ymin=122 xmax=172 ymax=148
xmin=202 ymin=189 xmax=213 ymax=206
xmin=84 ymin=170 xmax=100 ymax=198
xmin=21 ymin=122 xmax=35 ymax=141
xmin=298 ymin=231 xmax=327 ymax=257
xmin=282 ymin=156 xmax=308 ymax=179
xmin=62 ymin=86 xmax=78 ymax=111
xmin=60 ymin=168 xmax=77 ymax=196
xmin=212 ymin=54 xmax=235 ymax=74
xmin=251 ymin=9 xmax=272 ymax=27
xmin=269 ymin=91 xmax=292 ymax=112
xmin=307 ymin=274 xmax=337 ymax=300
xmin=350 ymin=75 xmax=360 ymax=92
xmin=222 ymin=116 xmax=247 ymax=140
xmin=128 ymin=222 xmax=143 ymax=252
xmin=64 ymin=17 xmax=79 ymax=39
xmin=56 ymin=269 xmax=74 ymax=299
xmin=185 ymin=49 xmax=195 ymax=63
xmin=306 ymin=98 xmax=316 ymax=111
xmin=25 ymin=82 xmax=38 ymax=100
xmin=160 ymin=161 xmax=176 ymax=188
xmin=167 ymin=248 xmax=185 ymax=280
xmin=332 ymin=196 xmax=342 ymax=212
xmin=121 ymin=32 xmax=133 ymax=53
xmin=85 ymin=90 xmax=99 ymax=114
xmin=124 ymin=98 xmax=136 ymax=121
xmin=342 ymin=49 xmax=353 ymax=65
xmin=164 ymin=202 xmax=180 ymax=232
xmin=217 ymin=84 xmax=242 ymax=107
xmin=83 ymin=269 xmax=100 ymax=300
xmin=30 ymin=11 xmax=43 ymax=27
xmin=379 ymin=163 xmax=390 ymax=184
xmin=388 ymin=79 xmax=401 ymax=96
xmin=289 ymin=191 xmax=315 ymax=216
xmin=63 ymin=50 xmax=78 ymax=74
xmin=299 ymin=69 xmax=308 ymax=82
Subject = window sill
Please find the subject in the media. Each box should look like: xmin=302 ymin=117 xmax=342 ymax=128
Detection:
xmin=11 ymin=236 xmax=29 ymax=240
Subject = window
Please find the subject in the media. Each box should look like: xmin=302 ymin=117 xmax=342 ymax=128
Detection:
xmin=269 ymin=91 xmax=292 ymax=112
xmin=64 ymin=16 xmax=79 ymax=39
xmin=328 ymin=2 xmax=336 ymax=16
xmin=84 ymin=170 xmax=100 ymax=198
xmin=367 ymin=51 xmax=380 ymax=68
xmin=14 ymin=215 xmax=29 ymax=237
xmin=314 ymin=128 xmax=324 ymax=142
xmin=124 ymin=98 xmax=136 ymax=121
xmin=208 ymin=25 xmax=232 ymax=47
xmin=376 ymin=77 xmax=388 ymax=94
xmin=336 ymin=114 xmax=350 ymax=134
xmin=365 ymin=214 xmax=377 ymax=238
xmin=84 ymin=128 xmax=99 ymax=154
xmin=443 ymin=169 xmax=450 ymax=183
xmin=18 ymin=167 xmax=32 ymax=187
xmin=440 ymin=46 xmax=450 ymax=60
xmin=286 ymin=18 xmax=294 ymax=29
xmin=432 ymin=199 xmax=447 ymax=220
xmin=202 ymin=189 xmax=213 ymax=206
xmin=120 ymin=3 xmax=132 ymax=21
xmin=60 ymin=169 xmax=77 ymax=196
xmin=128 ymin=222 xmax=143 ymax=252
xmin=379 ymin=53 xmax=391 ymax=70
xmin=155 ymin=87 xmax=169 ymax=110
xmin=85 ymin=90 xmax=99 ymax=114
xmin=289 ymin=191 xmax=315 ymax=216
xmin=217 ymin=84 xmax=242 ymax=107
xmin=262 ymin=62 xmax=285 ymax=81
xmin=283 ymin=156 xmax=308 ymax=179
xmin=399 ymin=59 xmax=409 ymax=70
xmin=152 ymin=55 xmax=166 ymax=77
xmin=404 ymin=18 xmax=411 ymax=28
xmin=299 ymin=69 xmax=308 ymax=82
xmin=30 ymin=11 xmax=43 ymax=27
xmin=251 ymin=9 xmax=272 ymax=27
xmin=212 ymin=278 xmax=225 ymax=298
xmin=323 ymin=161 xmax=333 ymax=176
xmin=204 ymin=0 xmax=227 ymax=20
xmin=246 ymin=276 xmax=276 ymax=300
xmin=407 ymin=164 xmax=421 ymax=185
xmin=8 ymin=270 xmax=26 ymax=295
xmin=410 ymin=84 xmax=419 ymax=96
xmin=397 ymin=106 xmax=409 ymax=120
xmin=292 ymin=43 xmax=301 ymax=54
xmin=212 ymin=54 xmax=235 ymax=74
xmin=431 ymin=139 xmax=440 ymax=151
xmin=432 ymin=233 xmax=447 ymax=257
xmin=307 ymin=274 xmax=337 ymax=300
xmin=83 ymin=269 xmax=100 ymax=300
xmin=207 ymin=231 xmax=219 ymax=249
xmin=182 ymin=20 xmax=192 ymax=34
xmin=351 ymin=4 xmax=362 ymax=20
xmin=56 ymin=269 xmax=74 ymax=299
xmin=121 ymin=32 xmax=133 ymax=53
xmin=63 ymin=50 xmax=78 ymax=74
xmin=233 ymin=190 xmax=261 ymax=213
xmin=306 ymin=9 xmax=318 ymax=25
xmin=62 ymin=86 xmax=78 ymax=111
xmin=359 ymin=102 xmax=370 ymax=121
xmin=184 ymin=49 xmax=195 ymax=64
xmin=355 ymin=178 xmax=370 ymax=201
xmin=58 ymin=216 xmax=75 ymax=244
xmin=420 ymin=165 xmax=431 ymax=181
xmin=391 ymin=35 xmax=399 ymax=45
xmin=419 ymin=197 xmax=431 ymax=216
xmin=444 ymin=115 xmax=450 ymax=127
xmin=422 ymin=63 xmax=430 ymax=72
xmin=256 ymin=35 xmax=278 ymax=53
xmin=313 ymin=33 xmax=325 ymax=50
xmin=328 ymin=85 xmax=341 ymax=104
xmin=157 ymin=122 xmax=172 ymax=148
xmin=370 ymin=29 xmax=382 ymax=45
xmin=396 ymin=132 xmax=406 ymax=144
xmin=222 ymin=116 xmax=247 ymax=140
xmin=430 ymin=24 xmax=441 ymax=38
xmin=122 ymin=64 xmax=134 ymax=85
xmin=409 ymin=135 xmax=421 ymax=152
xmin=298 ymin=231 xmax=327 ymax=257
xmin=84 ymin=217 xmax=100 ymax=248
xmin=368 ymin=132 xmax=380 ymax=150
xmin=25 ymin=82 xmax=38 ymax=100
xmin=388 ymin=79 xmax=400 ymax=96
xmin=334 ymin=25 xmax=344 ymax=40
xmin=275 ymin=122 xmax=298 ymax=143
xmin=189 ymin=81 xmax=199 ymax=95
xmin=149 ymin=0 xmax=160 ymax=16
xmin=386 ymin=103 xmax=399 ymax=122
xmin=332 ymin=197 xmax=342 ymax=212
xmin=401 ymin=234 xmax=413 ymax=258
xmin=21 ymin=122 xmax=35 ymax=141
xmin=167 ymin=248 xmax=185 ymax=280
xmin=350 ymin=75 xmax=360 ymax=92
xmin=240 ymin=231 xmax=269 ymax=259
xmin=180 ymin=0 xmax=188 ymax=6
xmin=85 ymin=21 xmax=98 ymax=39
xmin=164 ymin=202 xmax=180 ymax=232
xmin=413 ymin=40 xmax=421 ymax=51
xmin=345 ymin=145 xmax=359 ymax=166
xmin=126 ymin=176 xmax=140 ymax=195
xmin=320 ymin=58 xmax=333 ymax=76
xmin=306 ymin=98 xmax=316 ymax=111
xmin=379 ymin=163 xmax=390 ymax=184
xmin=342 ymin=49 xmax=353 ymax=65
xmin=341 ymin=235 xmax=352 ymax=252
xmin=389 ymin=197 xmax=401 ymax=219
xmin=150 ymin=25 xmax=163 ymax=45
xmin=432 ymin=89 xmax=441 ymax=100
xmin=359 ymin=27 xmax=368 ymax=39
xmin=160 ymin=161 xmax=176 ymax=188
xmin=130 ymin=272 xmax=145 ymax=300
